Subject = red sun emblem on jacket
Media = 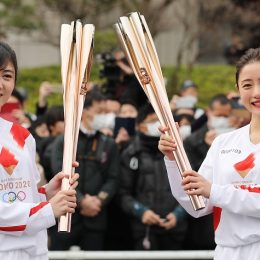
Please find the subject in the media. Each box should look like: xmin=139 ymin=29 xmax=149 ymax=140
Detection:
xmin=0 ymin=147 xmax=18 ymax=175
xmin=234 ymin=153 xmax=255 ymax=178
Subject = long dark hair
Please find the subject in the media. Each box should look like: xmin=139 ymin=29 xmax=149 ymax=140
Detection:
xmin=236 ymin=47 xmax=260 ymax=86
xmin=0 ymin=42 xmax=18 ymax=82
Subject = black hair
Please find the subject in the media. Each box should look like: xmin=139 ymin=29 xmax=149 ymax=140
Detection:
xmin=120 ymin=98 xmax=138 ymax=110
xmin=0 ymin=42 xmax=18 ymax=82
xmin=11 ymin=88 xmax=24 ymax=104
xmin=180 ymin=80 xmax=197 ymax=92
xmin=45 ymin=105 xmax=64 ymax=132
xmin=29 ymin=115 xmax=47 ymax=137
xmin=83 ymin=89 xmax=105 ymax=109
xmin=173 ymin=113 xmax=194 ymax=124
xmin=104 ymin=93 xmax=119 ymax=101
xmin=236 ymin=47 xmax=260 ymax=86
xmin=209 ymin=94 xmax=231 ymax=109
xmin=30 ymin=115 xmax=47 ymax=129
xmin=136 ymin=102 xmax=155 ymax=124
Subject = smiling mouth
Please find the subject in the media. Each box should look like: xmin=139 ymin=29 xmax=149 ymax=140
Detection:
xmin=251 ymin=101 xmax=260 ymax=107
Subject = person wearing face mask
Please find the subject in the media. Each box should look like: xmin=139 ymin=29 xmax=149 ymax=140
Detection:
xmin=184 ymin=94 xmax=233 ymax=171
xmin=49 ymin=90 xmax=119 ymax=251
xmin=112 ymin=100 xmax=138 ymax=153
xmin=91 ymin=110 xmax=116 ymax=137
xmin=119 ymin=103 xmax=187 ymax=250
xmin=170 ymin=80 xmax=204 ymax=120
xmin=173 ymin=108 xmax=195 ymax=141
xmin=178 ymin=94 xmax=233 ymax=251
xmin=85 ymin=93 xmax=117 ymax=137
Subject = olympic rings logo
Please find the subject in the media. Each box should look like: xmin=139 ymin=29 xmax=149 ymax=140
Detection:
xmin=2 ymin=191 xmax=26 ymax=203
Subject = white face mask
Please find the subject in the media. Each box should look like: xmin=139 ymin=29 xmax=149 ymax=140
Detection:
xmin=179 ymin=125 xmax=191 ymax=140
xmin=146 ymin=120 xmax=161 ymax=137
xmin=91 ymin=113 xmax=115 ymax=130
xmin=209 ymin=116 xmax=229 ymax=129
xmin=175 ymin=95 xmax=198 ymax=109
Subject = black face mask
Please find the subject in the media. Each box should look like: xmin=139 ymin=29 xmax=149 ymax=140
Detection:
xmin=114 ymin=117 xmax=136 ymax=137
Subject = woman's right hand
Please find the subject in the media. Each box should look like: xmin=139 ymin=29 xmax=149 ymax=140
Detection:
xmin=49 ymin=189 xmax=77 ymax=218
xmin=158 ymin=126 xmax=177 ymax=161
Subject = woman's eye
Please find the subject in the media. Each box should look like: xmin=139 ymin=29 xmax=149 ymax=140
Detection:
xmin=242 ymin=84 xmax=251 ymax=89
xmin=3 ymin=74 xmax=13 ymax=79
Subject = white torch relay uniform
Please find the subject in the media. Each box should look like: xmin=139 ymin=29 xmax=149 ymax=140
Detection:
xmin=165 ymin=124 xmax=260 ymax=260
xmin=0 ymin=117 xmax=55 ymax=260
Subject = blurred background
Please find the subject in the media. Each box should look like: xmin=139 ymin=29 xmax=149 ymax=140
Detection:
xmin=1 ymin=1 xmax=258 ymax=257
xmin=1 ymin=0 xmax=259 ymax=111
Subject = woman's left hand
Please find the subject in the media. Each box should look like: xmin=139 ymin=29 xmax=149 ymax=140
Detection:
xmin=182 ymin=170 xmax=212 ymax=198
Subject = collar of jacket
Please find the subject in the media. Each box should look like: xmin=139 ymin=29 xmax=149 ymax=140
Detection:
xmin=79 ymin=123 xmax=97 ymax=136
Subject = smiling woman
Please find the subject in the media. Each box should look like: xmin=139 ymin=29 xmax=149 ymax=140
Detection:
xmin=159 ymin=47 xmax=260 ymax=260
xmin=236 ymin=49 xmax=260 ymax=132
xmin=0 ymin=41 xmax=79 ymax=260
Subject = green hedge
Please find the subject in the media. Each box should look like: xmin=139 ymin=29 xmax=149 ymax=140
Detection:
xmin=17 ymin=65 xmax=101 ymax=112
xmin=163 ymin=65 xmax=236 ymax=108
xmin=17 ymin=64 xmax=237 ymax=113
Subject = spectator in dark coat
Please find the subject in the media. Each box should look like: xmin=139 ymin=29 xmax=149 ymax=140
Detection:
xmin=49 ymin=90 xmax=120 ymax=251
xmin=119 ymin=103 xmax=187 ymax=250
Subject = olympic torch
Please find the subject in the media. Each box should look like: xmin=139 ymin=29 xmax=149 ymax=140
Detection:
xmin=114 ymin=12 xmax=205 ymax=211
xmin=59 ymin=20 xmax=95 ymax=232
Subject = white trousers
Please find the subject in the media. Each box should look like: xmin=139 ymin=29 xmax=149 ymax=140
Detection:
xmin=0 ymin=250 xmax=48 ymax=260
xmin=215 ymin=240 xmax=260 ymax=260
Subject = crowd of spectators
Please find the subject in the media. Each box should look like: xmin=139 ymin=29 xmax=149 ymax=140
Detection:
xmin=0 ymin=51 xmax=251 ymax=251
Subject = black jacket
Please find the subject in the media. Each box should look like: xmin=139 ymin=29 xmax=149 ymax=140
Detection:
xmin=51 ymin=130 xmax=120 ymax=231
xmin=120 ymin=133 xmax=187 ymax=237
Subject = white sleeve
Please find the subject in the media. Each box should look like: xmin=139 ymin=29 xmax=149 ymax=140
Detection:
xmin=24 ymin=201 xmax=56 ymax=235
xmin=165 ymin=159 xmax=213 ymax=218
xmin=210 ymin=183 xmax=260 ymax=218
xmin=165 ymin=138 xmax=220 ymax=217
xmin=0 ymin=201 xmax=55 ymax=236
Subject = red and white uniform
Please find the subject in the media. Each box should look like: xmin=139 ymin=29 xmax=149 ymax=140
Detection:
xmin=165 ymin=124 xmax=260 ymax=260
xmin=0 ymin=117 xmax=55 ymax=259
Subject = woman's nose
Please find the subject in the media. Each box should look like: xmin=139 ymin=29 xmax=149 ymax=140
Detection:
xmin=253 ymin=85 xmax=260 ymax=98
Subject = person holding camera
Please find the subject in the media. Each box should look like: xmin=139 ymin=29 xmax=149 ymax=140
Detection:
xmin=99 ymin=50 xmax=147 ymax=108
